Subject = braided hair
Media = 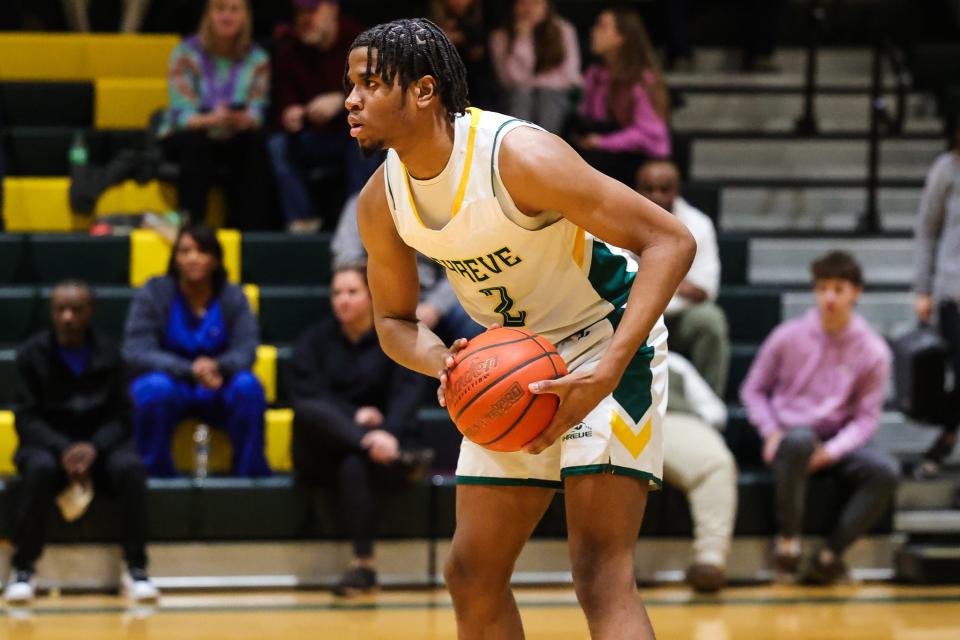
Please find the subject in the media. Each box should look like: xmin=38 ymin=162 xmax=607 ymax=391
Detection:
xmin=346 ymin=18 xmax=469 ymax=121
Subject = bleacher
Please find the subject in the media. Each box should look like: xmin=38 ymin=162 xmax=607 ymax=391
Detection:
xmin=1 ymin=17 xmax=959 ymax=588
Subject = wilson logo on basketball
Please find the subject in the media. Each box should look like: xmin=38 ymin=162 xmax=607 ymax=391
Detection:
xmin=450 ymin=355 xmax=498 ymax=403
xmin=462 ymin=382 xmax=525 ymax=439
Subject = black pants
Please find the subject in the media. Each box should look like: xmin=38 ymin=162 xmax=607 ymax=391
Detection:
xmin=292 ymin=400 xmax=409 ymax=558
xmin=772 ymin=428 xmax=899 ymax=554
xmin=934 ymin=301 xmax=960 ymax=444
xmin=161 ymin=129 xmax=270 ymax=230
xmin=12 ymin=444 xmax=149 ymax=571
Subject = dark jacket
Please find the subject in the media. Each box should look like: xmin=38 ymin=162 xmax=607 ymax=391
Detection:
xmin=290 ymin=318 xmax=425 ymax=438
xmin=14 ymin=330 xmax=130 ymax=456
xmin=122 ymin=276 xmax=259 ymax=380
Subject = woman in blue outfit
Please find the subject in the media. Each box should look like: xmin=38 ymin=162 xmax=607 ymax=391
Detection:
xmin=123 ymin=225 xmax=269 ymax=477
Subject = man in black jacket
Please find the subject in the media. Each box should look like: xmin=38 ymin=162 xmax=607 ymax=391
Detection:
xmin=2 ymin=281 xmax=158 ymax=604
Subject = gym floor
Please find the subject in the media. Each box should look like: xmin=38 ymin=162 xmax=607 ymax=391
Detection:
xmin=2 ymin=584 xmax=960 ymax=639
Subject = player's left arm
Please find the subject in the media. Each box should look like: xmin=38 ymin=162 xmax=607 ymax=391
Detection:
xmin=497 ymin=127 xmax=696 ymax=453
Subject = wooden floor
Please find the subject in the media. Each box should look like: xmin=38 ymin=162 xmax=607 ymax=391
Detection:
xmin=2 ymin=584 xmax=960 ymax=639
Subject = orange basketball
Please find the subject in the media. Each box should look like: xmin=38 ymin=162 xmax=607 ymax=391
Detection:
xmin=444 ymin=327 xmax=568 ymax=452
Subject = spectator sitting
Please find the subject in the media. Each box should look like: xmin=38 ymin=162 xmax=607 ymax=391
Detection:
xmin=290 ymin=265 xmax=431 ymax=596
xmin=574 ymin=8 xmax=670 ymax=186
xmin=488 ymin=0 xmax=581 ymax=134
xmin=912 ymin=114 xmax=960 ymax=478
xmin=268 ymin=0 xmax=377 ymax=233
xmin=637 ymin=159 xmax=729 ymax=396
xmin=158 ymin=0 xmax=272 ymax=230
xmin=332 ymin=193 xmax=482 ymax=344
xmin=740 ymin=251 xmax=899 ymax=585
xmin=663 ymin=353 xmax=737 ymax=593
xmin=124 ymin=225 xmax=270 ymax=478
xmin=432 ymin=0 xmax=497 ymax=108
xmin=3 ymin=281 xmax=158 ymax=605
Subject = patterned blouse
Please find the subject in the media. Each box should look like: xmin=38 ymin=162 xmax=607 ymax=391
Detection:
xmin=160 ymin=35 xmax=270 ymax=137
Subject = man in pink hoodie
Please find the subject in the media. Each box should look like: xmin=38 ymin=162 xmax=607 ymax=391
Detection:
xmin=740 ymin=251 xmax=899 ymax=585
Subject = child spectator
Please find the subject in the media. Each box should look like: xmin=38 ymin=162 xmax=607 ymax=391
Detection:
xmin=488 ymin=0 xmax=581 ymax=134
xmin=159 ymin=0 xmax=271 ymax=229
xmin=575 ymin=8 xmax=670 ymax=186
xmin=740 ymin=251 xmax=899 ymax=585
xmin=124 ymin=225 xmax=269 ymax=478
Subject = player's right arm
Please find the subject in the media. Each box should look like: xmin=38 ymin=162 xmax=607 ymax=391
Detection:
xmin=356 ymin=166 xmax=465 ymax=385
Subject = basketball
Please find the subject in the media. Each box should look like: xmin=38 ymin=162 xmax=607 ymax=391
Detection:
xmin=444 ymin=327 xmax=568 ymax=452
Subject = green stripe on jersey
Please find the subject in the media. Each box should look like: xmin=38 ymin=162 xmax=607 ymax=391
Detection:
xmin=608 ymin=307 xmax=655 ymax=423
xmin=587 ymin=241 xmax=636 ymax=307
xmin=490 ymin=118 xmax=523 ymax=191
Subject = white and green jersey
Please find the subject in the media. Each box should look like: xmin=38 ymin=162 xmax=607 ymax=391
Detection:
xmin=383 ymin=107 xmax=662 ymax=347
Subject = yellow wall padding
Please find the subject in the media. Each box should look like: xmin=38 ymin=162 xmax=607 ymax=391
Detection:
xmin=130 ymin=228 xmax=241 ymax=287
xmin=265 ymin=409 xmax=293 ymax=473
xmin=252 ymin=344 xmax=276 ymax=404
xmin=0 ymin=411 xmax=17 ymax=476
xmin=172 ymin=419 xmax=233 ymax=475
xmin=95 ymin=180 xmax=174 ymax=216
xmin=0 ymin=33 xmax=177 ymax=80
xmin=95 ymin=78 xmax=168 ymax=129
xmin=1 ymin=178 xmax=73 ymax=232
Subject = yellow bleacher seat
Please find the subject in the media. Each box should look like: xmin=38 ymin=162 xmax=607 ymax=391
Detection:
xmin=95 ymin=78 xmax=168 ymax=129
xmin=0 ymin=33 xmax=177 ymax=81
xmin=95 ymin=179 xmax=174 ymax=216
xmin=1 ymin=177 xmax=73 ymax=232
xmin=130 ymin=228 xmax=241 ymax=286
xmin=0 ymin=34 xmax=86 ymax=80
xmin=0 ymin=410 xmax=17 ymax=476
xmin=253 ymin=344 xmax=277 ymax=404
xmin=85 ymin=34 xmax=179 ymax=79
xmin=265 ymin=408 xmax=293 ymax=473
xmin=242 ymin=283 xmax=260 ymax=316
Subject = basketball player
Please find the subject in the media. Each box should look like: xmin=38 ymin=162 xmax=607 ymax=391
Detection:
xmin=345 ymin=19 xmax=695 ymax=639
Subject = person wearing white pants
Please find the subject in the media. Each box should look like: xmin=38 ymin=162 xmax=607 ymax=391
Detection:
xmin=662 ymin=353 xmax=738 ymax=593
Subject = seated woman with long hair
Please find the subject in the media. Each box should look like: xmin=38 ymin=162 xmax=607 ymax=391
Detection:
xmin=159 ymin=0 xmax=271 ymax=229
xmin=123 ymin=225 xmax=270 ymax=477
xmin=574 ymin=8 xmax=671 ymax=186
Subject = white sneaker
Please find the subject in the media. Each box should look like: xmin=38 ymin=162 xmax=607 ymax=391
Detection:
xmin=3 ymin=570 xmax=35 ymax=604
xmin=123 ymin=568 xmax=160 ymax=603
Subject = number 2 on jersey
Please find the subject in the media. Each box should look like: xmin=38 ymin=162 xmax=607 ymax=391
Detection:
xmin=480 ymin=286 xmax=526 ymax=327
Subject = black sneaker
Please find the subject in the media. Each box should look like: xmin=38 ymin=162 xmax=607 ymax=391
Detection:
xmin=773 ymin=551 xmax=801 ymax=576
xmin=333 ymin=567 xmax=378 ymax=597
xmin=803 ymin=551 xmax=848 ymax=586
xmin=686 ymin=563 xmax=726 ymax=594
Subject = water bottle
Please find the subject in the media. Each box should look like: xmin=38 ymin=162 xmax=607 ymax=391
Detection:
xmin=193 ymin=423 xmax=210 ymax=481
xmin=69 ymin=131 xmax=88 ymax=167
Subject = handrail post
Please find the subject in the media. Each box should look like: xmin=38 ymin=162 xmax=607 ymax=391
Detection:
xmin=794 ymin=0 xmax=825 ymax=136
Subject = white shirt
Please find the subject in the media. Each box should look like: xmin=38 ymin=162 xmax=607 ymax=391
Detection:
xmin=667 ymin=352 xmax=727 ymax=429
xmin=665 ymin=197 xmax=720 ymax=316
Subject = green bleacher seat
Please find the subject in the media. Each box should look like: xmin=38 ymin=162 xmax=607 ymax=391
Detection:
xmin=726 ymin=344 xmax=759 ymax=402
xmin=0 ymin=81 xmax=93 ymax=127
xmin=717 ymin=287 xmax=781 ymax=343
xmin=0 ymin=235 xmax=28 ymax=284
xmin=258 ymin=286 xmax=330 ymax=343
xmin=0 ymin=288 xmax=38 ymax=346
xmin=241 ymin=233 xmax=332 ymax=286
xmin=719 ymin=235 xmax=749 ymax=286
xmin=29 ymin=235 xmax=130 ymax=285
xmin=0 ymin=349 xmax=16 ymax=406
